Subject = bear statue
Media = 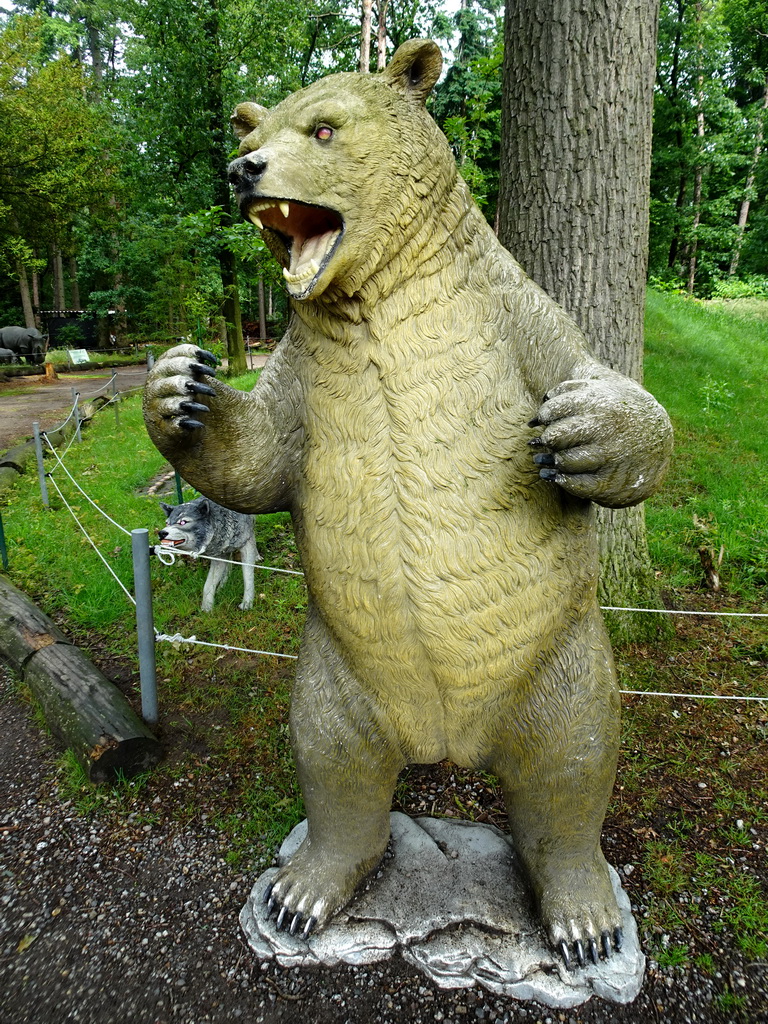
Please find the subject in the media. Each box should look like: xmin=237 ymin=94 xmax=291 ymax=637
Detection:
xmin=142 ymin=39 xmax=673 ymax=969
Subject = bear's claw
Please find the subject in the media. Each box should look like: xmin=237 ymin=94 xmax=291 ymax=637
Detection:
xmin=185 ymin=379 xmax=216 ymax=397
xmin=263 ymin=881 xmax=317 ymax=940
xmin=194 ymin=348 xmax=219 ymax=366
xmin=557 ymin=926 xmax=623 ymax=971
xmin=191 ymin=361 xmax=217 ymax=378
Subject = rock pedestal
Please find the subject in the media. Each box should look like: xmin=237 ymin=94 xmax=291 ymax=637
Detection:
xmin=240 ymin=813 xmax=645 ymax=1009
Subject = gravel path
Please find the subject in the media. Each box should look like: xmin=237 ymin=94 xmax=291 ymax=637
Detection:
xmin=1 ymin=663 xmax=759 ymax=1024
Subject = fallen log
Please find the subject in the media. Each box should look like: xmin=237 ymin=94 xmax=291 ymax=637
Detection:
xmin=0 ymin=576 xmax=161 ymax=782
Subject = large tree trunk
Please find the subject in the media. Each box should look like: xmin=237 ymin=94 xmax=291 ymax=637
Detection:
xmin=729 ymin=74 xmax=768 ymax=278
xmin=359 ymin=0 xmax=373 ymax=72
xmin=52 ymin=246 xmax=67 ymax=309
xmin=69 ymin=255 xmax=81 ymax=309
xmin=204 ymin=0 xmax=246 ymax=375
xmin=376 ymin=0 xmax=389 ymax=70
xmin=16 ymin=262 xmax=35 ymax=328
xmin=499 ymin=0 xmax=663 ymax=632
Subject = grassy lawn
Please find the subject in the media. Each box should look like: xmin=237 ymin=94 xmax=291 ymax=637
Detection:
xmin=1 ymin=295 xmax=766 ymax=983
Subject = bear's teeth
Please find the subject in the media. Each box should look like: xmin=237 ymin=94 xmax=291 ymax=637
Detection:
xmin=279 ymin=202 xmax=290 ymax=218
xmin=283 ymin=259 xmax=320 ymax=285
xmin=249 ymin=212 xmax=264 ymax=229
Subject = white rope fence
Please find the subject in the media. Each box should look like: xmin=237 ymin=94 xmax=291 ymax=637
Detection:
xmin=26 ymin=382 xmax=767 ymax=708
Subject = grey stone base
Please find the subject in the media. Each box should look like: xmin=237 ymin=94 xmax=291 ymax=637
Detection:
xmin=240 ymin=812 xmax=645 ymax=1009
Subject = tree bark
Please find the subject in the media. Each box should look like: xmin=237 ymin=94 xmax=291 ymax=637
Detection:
xmin=16 ymin=262 xmax=36 ymax=328
xmin=52 ymin=246 xmax=67 ymax=309
xmin=729 ymin=74 xmax=768 ymax=277
xmin=499 ymin=0 xmax=664 ymax=629
xmin=360 ymin=0 xmax=374 ymax=72
xmin=0 ymin=576 xmax=161 ymax=782
xmin=203 ymin=0 xmax=246 ymax=375
xmin=376 ymin=0 xmax=389 ymax=70
xmin=68 ymin=255 xmax=81 ymax=309
xmin=258 ymin=277 xmax=267 ymax=341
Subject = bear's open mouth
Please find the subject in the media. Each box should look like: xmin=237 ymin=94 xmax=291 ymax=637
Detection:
xmin=246 ymin=199 xmax=344 ymax=296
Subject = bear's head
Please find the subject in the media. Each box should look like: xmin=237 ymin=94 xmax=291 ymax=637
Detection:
xmin=228 ymin=40 xmax=457 ymax=302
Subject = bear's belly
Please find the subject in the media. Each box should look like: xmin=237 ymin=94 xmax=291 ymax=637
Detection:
xmin=294 ymin=441 xmax=596 ymax=763
xmin=290 ymin=346 xmax=597 ymax=763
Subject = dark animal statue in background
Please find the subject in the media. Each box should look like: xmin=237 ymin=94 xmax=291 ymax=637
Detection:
xmin=0 ymin=348 xmax=14 ymax=365
xmin=143 ymin=40 xmax=673 ymax=970
xmin=0 ymin=326 xmax=45 ymax=364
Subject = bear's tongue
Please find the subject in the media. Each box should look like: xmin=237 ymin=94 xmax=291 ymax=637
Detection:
xmin=284 ymin=229 xmax=339 ymax=290
xmin=247 ymin=200 xmax=342 ymax=295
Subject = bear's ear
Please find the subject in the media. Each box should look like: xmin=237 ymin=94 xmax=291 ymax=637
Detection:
xmin=381 ymin=39 xmax=442 ymax=104
xmin=231 ymin=101 xmax=269 ymax=140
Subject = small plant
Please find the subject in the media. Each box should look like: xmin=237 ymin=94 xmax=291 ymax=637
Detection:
xmin=655 ymin=942 xmax=690 ymax=968
xmin=699 ymin=374 xmax=734 ymax=413
xmin=713 ymin=989 xmax=748 ymax=1019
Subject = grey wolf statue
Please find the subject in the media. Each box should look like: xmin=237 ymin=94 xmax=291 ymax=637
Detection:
xmin=158 ymin=497 xmax=261 ymax=612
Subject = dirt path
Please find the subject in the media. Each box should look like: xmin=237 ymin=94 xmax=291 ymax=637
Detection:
xmin=0 ymin=366 xmax=149 ymax=451
xmin=0 ymin=355 xmax=269 ymax=453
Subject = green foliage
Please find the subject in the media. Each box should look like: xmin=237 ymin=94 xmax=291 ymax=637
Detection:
xmin=431 ymin=0 xmax=502 ymax=220
xmin=650 ymin=0 xmax=768 ymax=294
xmin=0 ymin=14 xmax=121 ymax=280
xmin=644 ymin=288 xmax=768 ymax=598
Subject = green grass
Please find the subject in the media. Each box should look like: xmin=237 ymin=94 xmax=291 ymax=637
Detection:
xmin=644 ymin=289 xmax=768 ymax=599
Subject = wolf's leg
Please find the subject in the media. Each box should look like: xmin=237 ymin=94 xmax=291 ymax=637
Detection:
xmin=264 ymin=606 xmax=404 ymax=937
xmin=490 ymin=612 xmax=623 ymax=968
xmin=201 ymin=559 xmax=230 ymax=612
xmin=238 ymin=535 xmax=260 ymax=610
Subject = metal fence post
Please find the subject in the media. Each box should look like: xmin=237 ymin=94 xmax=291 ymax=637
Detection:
xmin=0 ymin=512 xmax=8 ymax=570
xmin=131 ymin=528 xmax=158 ymax=725
xmin=174 ymin=471 xmax=184 ymax=505
xmin=70 ymin=388 xmax=82 ymax=443
xmin=32 ymin=422 xmax=49 ymax=507
xmin=111 ymin=374 xmax=120 ymax=429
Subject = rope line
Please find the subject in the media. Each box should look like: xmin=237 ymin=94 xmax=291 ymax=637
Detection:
xmin=603 ymin=605 xmax=768 ymax=619
xmin=47 ymin=476 xmax=136 ymax=607
xmin=154 ymin=546 xmax=304 ymax=576
xmin=154 ymin=631 xmax=298 ymax=660
xmin=43 ymin=436 xmax=132 ymax=536
xmin=76 ymin=372 xmax=117 ymax=399
xmin=43 ymin=394 xmax=80 ymax=436
xmin=620 ymin=688 xmax=766 ymax=702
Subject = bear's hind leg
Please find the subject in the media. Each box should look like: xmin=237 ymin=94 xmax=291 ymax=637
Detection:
xmin=493 ymin=621 xmax=623 ymax=968
xmin=264 ymin=611 xmax=405 ymax=938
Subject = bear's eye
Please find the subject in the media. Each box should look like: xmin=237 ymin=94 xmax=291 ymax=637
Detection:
xmin=314 ymin=125 xmax=333 ymax=142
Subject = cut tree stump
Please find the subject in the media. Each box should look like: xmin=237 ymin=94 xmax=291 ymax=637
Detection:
xmin=0 ymin=576 xmax=161 ymax=782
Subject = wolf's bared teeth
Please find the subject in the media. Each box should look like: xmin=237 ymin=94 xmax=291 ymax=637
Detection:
xmin=279 ymin=202 xmax=290 ymax=218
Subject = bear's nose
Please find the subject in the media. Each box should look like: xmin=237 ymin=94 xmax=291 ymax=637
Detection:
xmin=228 ymin=153 xmax=267 ymax=190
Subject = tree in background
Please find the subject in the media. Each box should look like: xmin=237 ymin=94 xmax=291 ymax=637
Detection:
xmin=649 ymin=0 xmax=768 ymax=294
xmin=0 ymin=14 xmax=119 ymax=327
xmin=498 ymin=0 xmax=663 ymax=624
xmin=431 ymin=0 xmax=502 ymax=223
